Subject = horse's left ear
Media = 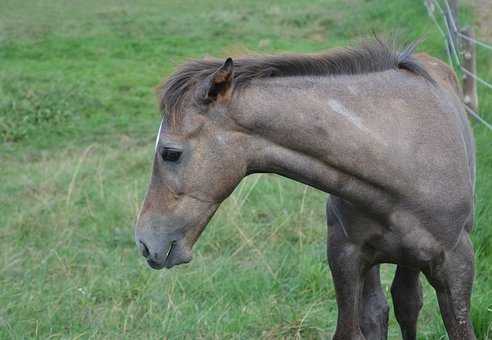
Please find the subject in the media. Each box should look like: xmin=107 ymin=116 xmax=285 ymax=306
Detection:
xmin=204 ymin=57 xmax=234 ymax=103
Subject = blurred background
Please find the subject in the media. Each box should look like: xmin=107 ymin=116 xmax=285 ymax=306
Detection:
xmin=1 ymin=0 xmax=491 ymax=338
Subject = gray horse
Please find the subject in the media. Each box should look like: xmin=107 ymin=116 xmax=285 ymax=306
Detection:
xmin=135 ymin=40 xmax=476 ymax=340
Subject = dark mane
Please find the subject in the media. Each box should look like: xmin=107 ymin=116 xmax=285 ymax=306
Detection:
xmin=159 ymin=39 xmax=433 ymax=121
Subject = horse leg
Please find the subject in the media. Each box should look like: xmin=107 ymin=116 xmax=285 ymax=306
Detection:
xmin=391 ymin=266 xmax=423 ymax=340
xmin=423 ymin=232 xmax=476 ymax=340
xmin=328 ymin=227 xmax=368 ymax=340
xmin=358 ymin=265 xmax=389 ymax=340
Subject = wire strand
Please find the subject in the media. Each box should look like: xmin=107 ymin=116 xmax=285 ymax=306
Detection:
xmin=457 ymin=31 xmax=492 ymax=52
xmin=425 ymin=0 xmax=492 ymax=131
xmin=465 ymin=106 xmax=492 ymax=131
xmin=431 ymin=0 xmax=462 ymax=65
xmin=462 ymin=68 xmax=492 ymax=91
xmin=442 ymin=0 xmax=492 ymax=51
xmin=443 ymin=0 xmax=459 ymax=33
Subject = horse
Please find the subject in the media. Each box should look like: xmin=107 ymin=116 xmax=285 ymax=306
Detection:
xmin=134 ymin=40 xmax=476 ymax=340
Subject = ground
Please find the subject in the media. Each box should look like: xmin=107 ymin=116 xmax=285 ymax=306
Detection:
xmin=1 ymin=0 xmax=491 ymax=339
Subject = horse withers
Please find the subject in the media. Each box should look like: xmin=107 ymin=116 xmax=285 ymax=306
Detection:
xmin=135 ymin=41 xmax=476 ymax=340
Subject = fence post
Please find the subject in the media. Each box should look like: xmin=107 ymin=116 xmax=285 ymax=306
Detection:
xmin=461 ymin=27 xmax=479 ymax=112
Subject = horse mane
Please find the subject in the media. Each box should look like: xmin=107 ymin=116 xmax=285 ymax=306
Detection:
xmin=159 ymin=39 xmax=434 ymax=122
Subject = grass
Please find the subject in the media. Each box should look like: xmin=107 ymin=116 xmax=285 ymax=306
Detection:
xmin=0 ymin=0 xmax=491 ymax=338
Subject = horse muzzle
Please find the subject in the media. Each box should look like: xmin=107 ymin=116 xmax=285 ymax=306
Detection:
xmin=136 ymin=232 xmax=192 ymax=270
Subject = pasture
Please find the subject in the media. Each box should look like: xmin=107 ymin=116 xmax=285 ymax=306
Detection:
xmin=1 ymin=0 xmax=491 ymax=338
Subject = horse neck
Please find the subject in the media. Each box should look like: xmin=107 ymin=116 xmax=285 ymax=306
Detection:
xmin=231 ymin=75 xmax=399 ymax=210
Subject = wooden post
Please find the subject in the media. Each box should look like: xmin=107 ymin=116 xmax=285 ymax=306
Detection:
xmin=461 ymin=27 xmax=479 ymax=113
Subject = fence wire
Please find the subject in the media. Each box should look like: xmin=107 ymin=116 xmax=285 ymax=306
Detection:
xmin=458 ymin=32 xmax=492 ymax=52
xmin=425 ymin=0 xmax=492 ymax=131
xmin=443 ymin=0 xmax=492 ymax=52
xmin=465 ymin=106 xmax=492 ymax=130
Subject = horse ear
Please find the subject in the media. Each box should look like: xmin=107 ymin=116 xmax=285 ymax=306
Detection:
xmin=205 ymin=57 xmax=234 ymax=103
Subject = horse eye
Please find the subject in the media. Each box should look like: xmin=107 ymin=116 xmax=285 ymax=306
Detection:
xmin=162 ymin=148 xmax=182 ymax=162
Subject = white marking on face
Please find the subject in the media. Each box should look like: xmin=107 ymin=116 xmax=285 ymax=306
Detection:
xmin=155 ymin=120 xmax=163 ymax=151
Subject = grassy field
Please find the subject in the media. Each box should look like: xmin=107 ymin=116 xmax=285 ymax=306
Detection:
xmin=1 ymin=0 xmax=491 ymax=338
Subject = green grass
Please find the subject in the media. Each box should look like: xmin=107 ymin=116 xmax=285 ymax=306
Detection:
xmin=1 ymin=0 xmax=491 ymax=338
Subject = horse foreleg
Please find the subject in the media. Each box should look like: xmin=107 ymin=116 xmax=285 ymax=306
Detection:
xmin=423 ymin=232 xmax=476 ymax=340
xmin=391 ymin=266 xmax=423 ymax=340
xmin=328 ymin=227 xmax=368 ymax=340
xmin=360 ymin=265 xmax=389 ymax=340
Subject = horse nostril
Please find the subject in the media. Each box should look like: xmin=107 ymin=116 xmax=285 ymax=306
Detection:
xmin=139 ymin=240 xmax=150 ymax=258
